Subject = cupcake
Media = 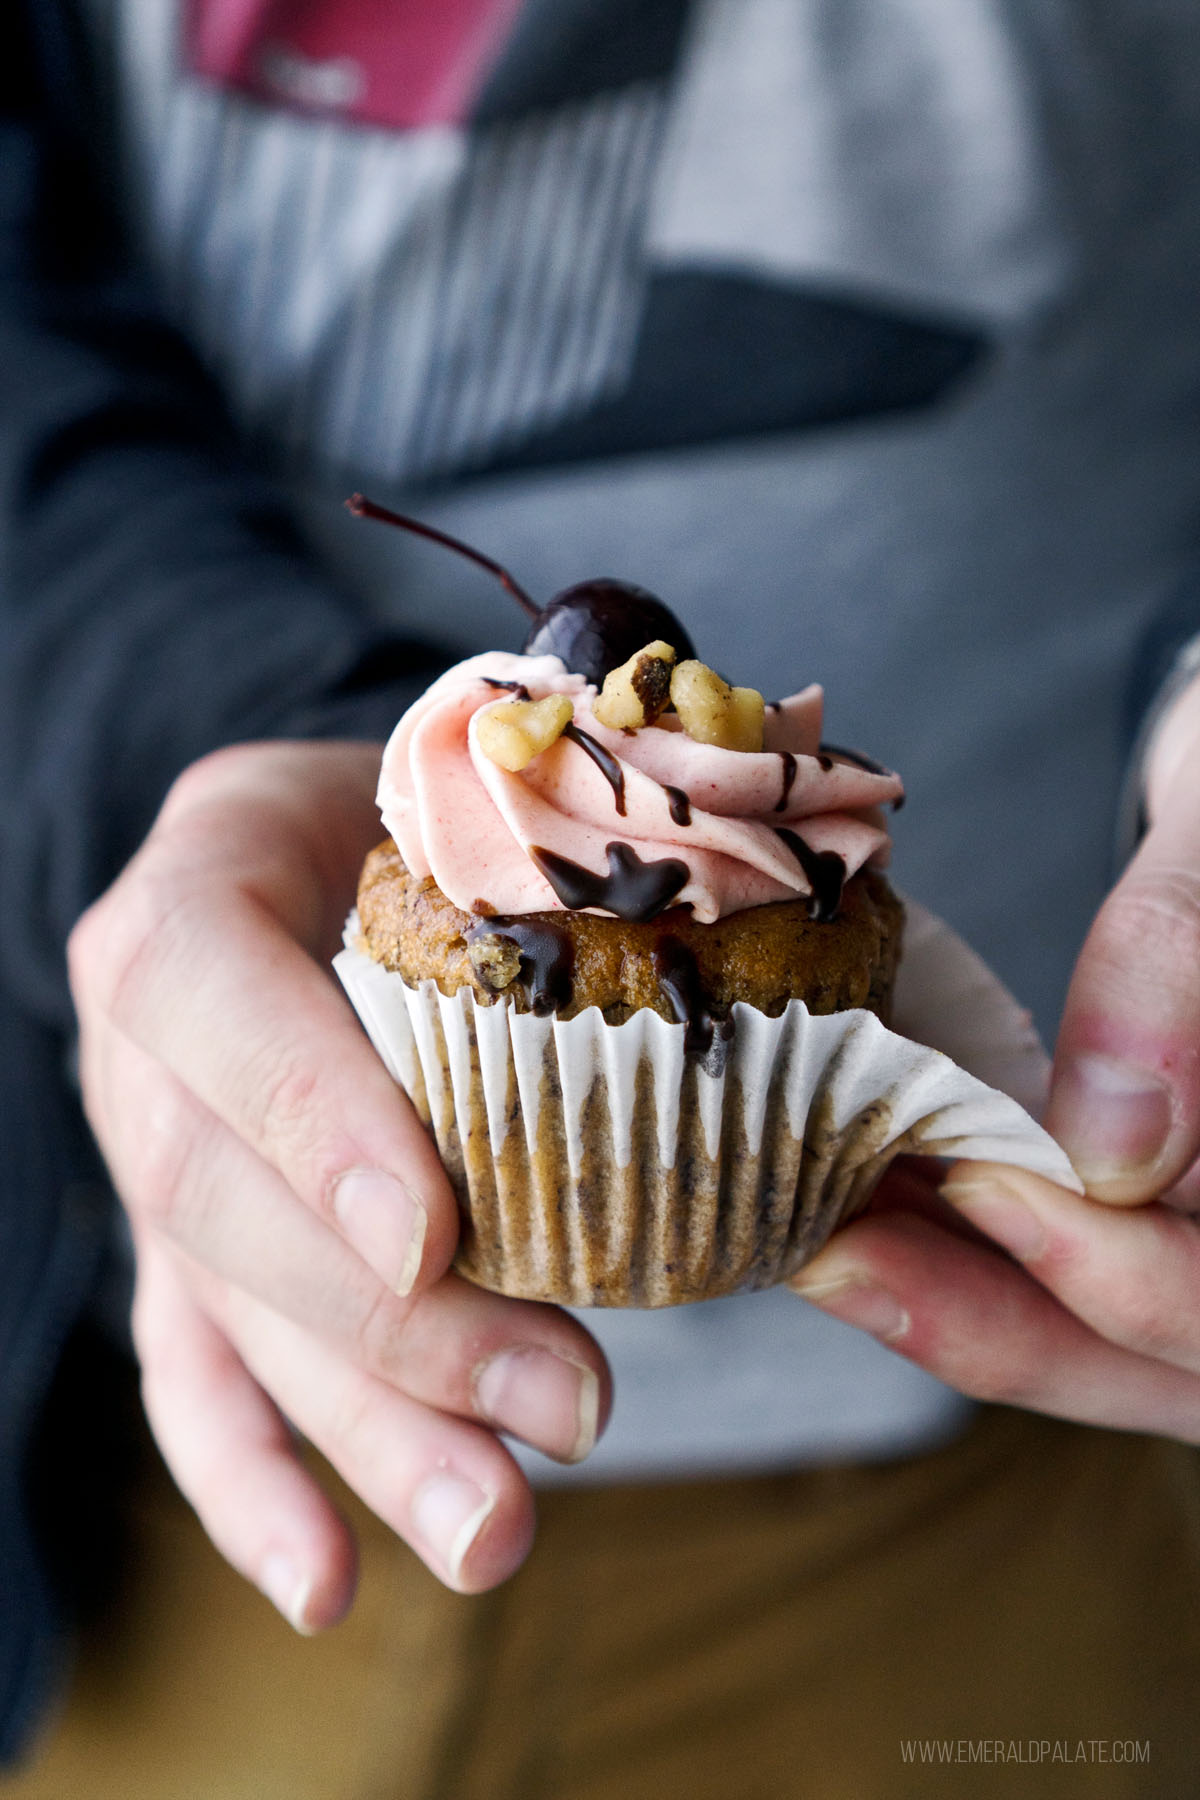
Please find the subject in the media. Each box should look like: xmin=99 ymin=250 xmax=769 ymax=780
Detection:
xmin=332 ymin=500 xmax=925 ymax=1307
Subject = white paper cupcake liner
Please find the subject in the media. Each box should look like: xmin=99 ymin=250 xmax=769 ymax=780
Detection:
xmin=333 ymin=901 xmax=1079 ymax=1308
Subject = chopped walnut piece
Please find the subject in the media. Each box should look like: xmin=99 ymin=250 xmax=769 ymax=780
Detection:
xmin=468 ymin=932 xmax=523 ymax=990
xmin=724 ymin=684 xmax=766 ymax=752
xmin=476 ymin=693 xmax=574 ymax=771
xmin=592 ymin=640 xmax=676 ymax=730
xmin=670 ymin=660 xmax=765 ymax=752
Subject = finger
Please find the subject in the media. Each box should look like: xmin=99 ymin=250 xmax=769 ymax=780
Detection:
xmin=1046 ymin=687 xmax=1200 ymax=1203
xmin=156 ymin=739 xmax=389 ymax=954
xmin=132 ymin=1234 xmax=357 ymax=1632
xmin=197 ymin=1264 xmax=538 ymax=1592
xmin=1161 ymin=1149 xmax=1200 ymax=1214
xmin=71 ymin=777 xmax=458 ymax=1300
xmin=90 ymin=1013 xmax=607 ymax=1463
xmin=863 ymin=1154 xmax=985 ymax=1241
xmin=939 ymin=1161 xmax=1200 ymax=1373
xmin=790 ymin=1206 xmax=1200 ymax=1441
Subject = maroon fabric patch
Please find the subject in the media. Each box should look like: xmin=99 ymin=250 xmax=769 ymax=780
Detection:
xmin=184 ymin=0 xmax=524 ymax=128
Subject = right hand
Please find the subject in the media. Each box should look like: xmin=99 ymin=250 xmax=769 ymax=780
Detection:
xmin=68 ymin=739 xmax=610 ymax=1630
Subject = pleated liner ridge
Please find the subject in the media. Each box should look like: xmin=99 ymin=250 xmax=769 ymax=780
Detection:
xmin=334 ymin=935 xmax=1080 ymax=1309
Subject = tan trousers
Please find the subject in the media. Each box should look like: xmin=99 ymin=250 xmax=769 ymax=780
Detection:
xmin=9 ymin=1405 xmax=1200 ymax=1800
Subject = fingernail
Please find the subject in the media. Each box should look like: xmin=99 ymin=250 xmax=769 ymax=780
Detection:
xmin=791 ymin=1273 xmax=910 ymax=1342
xmin=333 ymin=1169 xmax=426 ymax=1295
xmin=260 ymin=1551 xmax=315 ymax=1634
xmin=474 ymin=1348 xmax=600 ymax=1464
xmin=1047 ymin=1054 xmax=1173 ymax=1187
xmin=941 ymin=1171 xmax=1047 ymax=1260
xmin=410 ymin=1472 xmax=495 ymax=1585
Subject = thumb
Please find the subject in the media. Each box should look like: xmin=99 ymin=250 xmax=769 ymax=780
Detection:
xmin=1046 ymin=677 xmax=1200 ymax=1203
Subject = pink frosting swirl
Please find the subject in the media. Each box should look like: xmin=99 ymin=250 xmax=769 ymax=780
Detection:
xmin=377 ymin=652 xmax=903 ymax=922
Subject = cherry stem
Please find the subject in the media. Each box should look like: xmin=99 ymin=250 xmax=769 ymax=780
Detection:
xmin=345 ymin=494 xmax=539 ymax=619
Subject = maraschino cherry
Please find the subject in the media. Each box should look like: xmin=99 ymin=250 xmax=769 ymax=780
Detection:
xmin=347 ymin=495 xmax=695 ymax=687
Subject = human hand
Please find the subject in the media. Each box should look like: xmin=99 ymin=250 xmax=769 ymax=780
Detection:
xmin=791 ymin=670 xmax=1200 ymax=1438
xmin=68 ymin=741 xmax=609 ymax=1630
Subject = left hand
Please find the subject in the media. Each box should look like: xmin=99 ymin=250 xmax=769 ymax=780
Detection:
xmin=67 ymin=741 xmax=611 ymax=1629
xmin=792 ymin=669 xmax=1200 ymax=1440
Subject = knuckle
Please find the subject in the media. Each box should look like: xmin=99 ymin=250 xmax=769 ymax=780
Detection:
xmin=351 ymin=1283 xmax=451 ymax=1392
xmin=1081 ymin=1213 xmax=1197 ymax=1363
xmin=66 ymin=897 xmax=107 ymax=1002
xmin=261 ymin=1051 xmax=323 ymax=1126
xmin=1104 ymin=1264 xmax=1187 ymax=1363
xmin=131 ymin=1169 xmax=184 ymax=1240
xmin=134 ymin=1313 xmax=180 ymax=1406
xmin=244 ymin=1047 xmax=363 ymax=1218
xmin=130 ymin=1269 xmax=179 ymax=1383
xmin=352 ymin=1283 xmax=412 ymax=1377
xmin=126 ymin=1100 xmax=196 ymax=1237
xmin=80 ymin=854 xmax=197 ymax=1031
xmin=1101 ymin=867 xmax=1200 ymax=965
xmin=1113 ymin=1302 xmax=1179 ymax=1364
xmin=947 ymin=1324 xmax=1045 ymax=1410
xmin=252 ymin=1049 xmax=326 ymax=1164
xmin=324 ymin=1367 xmax=381 ymax=1460
xmin=158 ymin=744 xmax=262 ymax=823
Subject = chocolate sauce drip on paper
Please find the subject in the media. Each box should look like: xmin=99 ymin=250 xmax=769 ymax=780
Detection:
xmin=775 ymin=752 xmax=797 ymax=812
xmin=775 ymin=828 xmax=846 ymax=922
xmin=468 ymin=918 xmax=575 ymax=1015
xmin=562 ymin=722 xmax=626 ymax=815
xmin=652 ymin=936 xmax=732 ymax=1059
xmin=662 ymin=784 xmax=692 ymax=827
xmin=530 ymin=842 xmax=690 ymax=922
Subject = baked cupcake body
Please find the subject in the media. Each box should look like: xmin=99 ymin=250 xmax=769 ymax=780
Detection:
xmin=358 ymin=842 xmax=903 ymax=1029
xmin=340 ymin=644 xmax=909 ymax=1306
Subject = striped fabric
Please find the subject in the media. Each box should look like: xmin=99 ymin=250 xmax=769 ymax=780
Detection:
xmin=112 ymin=0 xmax=666 ymax=484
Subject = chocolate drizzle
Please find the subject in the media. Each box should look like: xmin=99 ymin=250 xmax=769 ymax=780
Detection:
xmin=652 ymin=936 xmax=732 ymax=1060
xmin=775 ymin=752 xmax=798 ymax=812
xmin=562 ymin=722 xmax=626 ymax=815
xmin=530 ymin=842 xmax=690 ymax=921
xmin=775 ymin=828 xmax=846 ymax=922
xmin=662 ymin=784 xmax=692 ymax=827
xmin=467 ymin=918 xmax=575 ymax=1015
xmin=821 ymin=741 xmax=903 ymax=807
xmin=482 ymin=677 xmax=530 ymax=700
xmin=821 ymin=742 xmax=887 ymax=776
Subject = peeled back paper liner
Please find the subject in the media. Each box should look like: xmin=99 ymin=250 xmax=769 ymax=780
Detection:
xmin=333 ymin=902 xmax=1080 ymax=1308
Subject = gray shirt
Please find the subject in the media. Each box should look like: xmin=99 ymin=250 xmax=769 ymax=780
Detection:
xmin=93 ymin=0 xmax=1200 ymax=1475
